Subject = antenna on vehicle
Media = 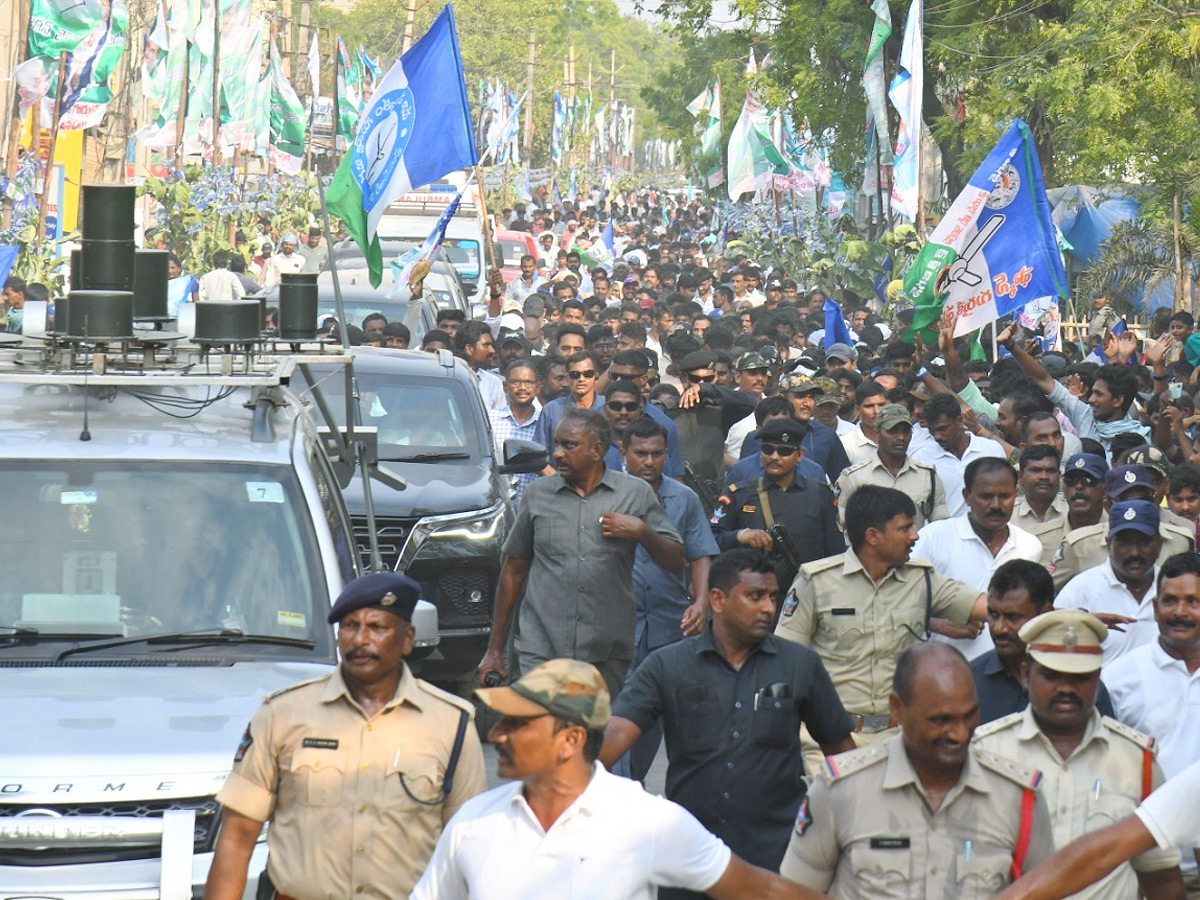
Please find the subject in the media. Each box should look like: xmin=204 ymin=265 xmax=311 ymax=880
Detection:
xmin=80 ymin=315 xmax=92 ymax=442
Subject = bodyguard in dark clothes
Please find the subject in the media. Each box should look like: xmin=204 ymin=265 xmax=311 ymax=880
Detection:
xmin=971 ymin=559 xmax=1114 ymax=723
xmin=713 ymin=418 xmax=843 ymax=590
xmin=600 ymin=549 xmax=855 ymax=898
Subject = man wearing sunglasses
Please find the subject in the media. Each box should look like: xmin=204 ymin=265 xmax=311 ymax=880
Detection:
xmin=712 ymin=418 xmax=843 ymax=592
xmin=533 ymin=351 xmax=604 ymax=469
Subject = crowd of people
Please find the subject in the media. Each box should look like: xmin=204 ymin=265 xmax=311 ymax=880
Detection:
xmin=198 ymin=189 xmax=1200 ymax=900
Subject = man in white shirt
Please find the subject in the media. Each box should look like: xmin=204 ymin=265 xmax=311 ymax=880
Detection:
xmin=912 ymin=457 xmax=1043 ymax=659
xmin=1056 ymin=500 xmax=1163 ymax=663
xmin=913 ymin=392 xmax=1006 ymax=516
xmin=504 ymin=255 xmax=546 ymax=308
xmin=261 ymin=235 xmax=305 ymax=292
xmin=413 ymin=659 xmax=832 ymax=900
xmin=1104 ymin=550 xmax=1200 ymax=788
xmin=839 ymin=381 xmax=888 ymax=467
xmin=198 ymin=250 xmax=246 ymax=302
xmin=721 ymin=351 xmax=771 ymax=463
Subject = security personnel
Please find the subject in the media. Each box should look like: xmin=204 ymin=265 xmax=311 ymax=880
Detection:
xmin=776 ymin=485 xmax=985 ymax=739
xmin=1052 ymin=465 xmax=1194 ymax=589
xmin=1047 ymin=453 xmax=1109 ymax=589
xmin=206 ymin=573 xmax=486 ymax=900
xmin=780 ymin=643 xmax=1056 ymax=899
xmin=973 ymin=609 xmax=1184 ymax=900
xmin=713 ymin=417 xmax=843 ymax=591
xmin=835 ymin=404 xmax=949 ymax=531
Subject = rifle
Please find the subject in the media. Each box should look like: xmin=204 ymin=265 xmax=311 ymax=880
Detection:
xmin=768 ymin=523 xmax=802 ymax=576
xmin=684 ymin=460 xmax=721 ymax=514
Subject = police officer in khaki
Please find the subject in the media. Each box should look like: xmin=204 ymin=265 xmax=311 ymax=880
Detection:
xmin=835 ymin=404 xmax=949 ymax=531
xmin=973 ymin=609 xmax=1185 ymax=900
xmin=780 ymin=643 xmax=1056 ymax=899
xmin=1052 ymin=465 xmax=1194 ymax=589
xmin=206 ymin=573 xmax=486 ymax=900
xmin=776 ymin=485 xmax=985 ymax=739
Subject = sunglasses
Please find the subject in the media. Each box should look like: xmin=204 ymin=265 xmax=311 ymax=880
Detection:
xmin=761 ymin=443 xmax=799 ymax=457
xmin=568 ymin=369 xmax=597 ymax=380
xmin=607 ymin=401 xmax=641 ymax=413
xmin=688 ymin=373 xmax=715 ymax=384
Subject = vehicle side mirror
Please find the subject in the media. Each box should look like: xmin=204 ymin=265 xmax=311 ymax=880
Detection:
xmin=498 ymin=438 xmax=548 ymax=474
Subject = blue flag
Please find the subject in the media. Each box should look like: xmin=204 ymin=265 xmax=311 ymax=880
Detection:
xmin=387 ymin=191 xmax=462 ymax=299
xmin=325 ymin=4 xmax=477 ymax=288
xmin=823 ymin=298 xmax=853 ymax=350
xmin=903 ymin=119 xmax=1067 ymax=339
xmin=873 ymin=254 xmax=894 ymax=306
xmin=0 ymin=245 xmax=18 ymax=287
xmin=601 ymin=219 xmax=614 ymax=256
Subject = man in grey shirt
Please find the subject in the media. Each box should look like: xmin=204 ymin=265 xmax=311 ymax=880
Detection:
xmin=477 ymin=408 xmax=686 ymax=697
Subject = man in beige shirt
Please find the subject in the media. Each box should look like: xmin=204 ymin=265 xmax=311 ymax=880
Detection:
xmin=776 ymin=485 xmax=984 ymax=735
xmin=780 ymin=642 xmax=1056 ymax=899
xmin=1013 ymin=445 xmax=1069 ymax=564
xmin=206 ymin=573 xmax=486 ymax=900
xmin=974 ymin=609 xmax=1185 ymax=900
xmin=836 ymin=404 xmax=948 ymax=532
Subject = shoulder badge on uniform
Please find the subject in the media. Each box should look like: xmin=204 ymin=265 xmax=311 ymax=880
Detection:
xmin=800 ymin=554 xmax=847 ymax=578
xmin=971 ymin=712 xmax=1023 ymax=742
xmin=822 ymin=742 xmax=887 ymax=783
xmin=418 ymin=679 xmax=477 ymax=717
xmin=905 ymin=558 xmax=934 ymax=569
xmin=842 ymin=459 xmax=870 ymax=476
xmin=264 ymin=673 xmax=331 ymax=702
xmin=1101 ymin=717 xmax=1157 ymax=753
xmin=794 ymin=798 xmax=813 ymax=836
xmin=234 ymin=725 xmax=253 ymax=762
xmin=974 ymin=748 xmax=1043 ymax=791
xmin=781 ymin=591 xmax=799 ymax=618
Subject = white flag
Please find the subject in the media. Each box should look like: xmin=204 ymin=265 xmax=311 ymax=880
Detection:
xmin=889 ymin=0 xmax=923 ymax=220
xmin=307 ymin=31 xmax=320 ymax=97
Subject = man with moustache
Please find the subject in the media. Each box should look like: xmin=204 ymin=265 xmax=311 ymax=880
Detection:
xmin=490 ymin=359 xmax=543 ymax=508
xmin=1048 ymin=453 xmax=1110 ymax=589
xmin=1013 ymin=446 xmax=1068 ymax=564
xmin=974 ymin=609 xmax=1185 ymax=900
xmin=779 ymin=643 xmax=1056 ymax=899
xmin=206 ymin=574 xmax=485 ymax=900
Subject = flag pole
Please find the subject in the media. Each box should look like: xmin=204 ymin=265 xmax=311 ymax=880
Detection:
xmin=37 ymin=51 xmax=67 ymax=243
xmin=474 ymin=163 xmax=498 ymax=273
xmin=212 ymin=0 xmax=221 ymax=166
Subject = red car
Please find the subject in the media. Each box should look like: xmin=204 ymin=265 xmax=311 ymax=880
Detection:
xmin=495 ymin=229 xmax=538 ymax=283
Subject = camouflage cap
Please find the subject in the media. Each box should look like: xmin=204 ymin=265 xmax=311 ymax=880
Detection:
xmin=779 ymin=371 xmax=821 ymax=395
xmin=475 ymin=659 xmax=611 ymax=729
xmin=1125 ymin=445 xmax=1169 ymax=477
xmin=875 ymin=403 xmax=914 ymax=431
xmin=1019 ymin=609 xmax=1107 ymax=674
xmin=811 ymin=376 xmax=841 ymax=406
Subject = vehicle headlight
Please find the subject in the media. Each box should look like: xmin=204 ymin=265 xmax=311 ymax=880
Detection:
xmin=396 ymin=502 xmax=507 ymax=569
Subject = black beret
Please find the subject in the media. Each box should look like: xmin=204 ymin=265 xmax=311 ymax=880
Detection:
xmin=756 ymin=417 xmax=809 ymax=447
xmin=327 ymin=572 xmax=421 ymax=624
xmin=678 ymin=350 xmax=717 ymax=372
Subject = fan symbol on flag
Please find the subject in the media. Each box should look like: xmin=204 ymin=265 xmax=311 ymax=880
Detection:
xmin=937 ymin=215 xmax=1004 ymax=292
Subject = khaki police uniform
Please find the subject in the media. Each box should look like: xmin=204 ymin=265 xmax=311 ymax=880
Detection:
xmin=1048 ymin=517 xmax=1194 ymax=591
xmin=972 ymin=608 xmax=1180 ymax=900
xmin=1013 ymin=496 xmax=1068 ymax=565
xmin=217 ymin=664 xmax=486 ymax=900
xmin=835 ymin=456 xmax=949 ymax=531
xmin=974 ymin=709 xmax=1178 ymax=900
xmin=780 ymin=736 xmax=1056 ymax=900
xmin=775 ymin=550 xmax=979 ymax=726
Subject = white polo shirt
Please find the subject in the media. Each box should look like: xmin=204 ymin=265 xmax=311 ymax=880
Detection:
xmin=840 ymin=424 xmax=877 ymax=467
xmin=411 ymin=763 xmax=732 ymax=900
xmin=911 ymin=432 xmax=1006 ymax=516
xmin=1054 ymin=561 xmax=1160 ymax=664
xmin=911 ymin=515 xmax=1042 ymax=659
xmin=1137 ymin=758 xmax=1200 ymax=850
xmin=1105 ymin=639 xmax=1200 ymax=781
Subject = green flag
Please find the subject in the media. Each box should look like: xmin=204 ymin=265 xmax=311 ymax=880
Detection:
xmin=269 ymin=39 xmax=306 ymax=173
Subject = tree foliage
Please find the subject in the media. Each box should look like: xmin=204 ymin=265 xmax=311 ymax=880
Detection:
xmin=649 ymin=0 xmax=1200 ymax=206
xmin=314 ymin=0 xmax=677 ymax=167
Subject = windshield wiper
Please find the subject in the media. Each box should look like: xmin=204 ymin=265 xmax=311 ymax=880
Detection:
xmin=391 ymin=451 xmax=471 ymax=462
xmin=54 ymin=628 xmax=316 ymax=662
xmin=2 ymin=626 xmax=126 ymax=645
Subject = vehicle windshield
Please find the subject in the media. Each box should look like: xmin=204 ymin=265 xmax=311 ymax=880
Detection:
xmin=0 ymin=462 xmax=326 ymax=647
xmin=314 ymin=372 xmax=484 ymax=462
xmin=498 ymin=240 xmax=527 ymax=267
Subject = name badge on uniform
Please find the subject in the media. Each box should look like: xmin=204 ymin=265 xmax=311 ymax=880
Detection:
xmin=869 ymin=837 xmax=911 ymax=849
xmin=302 ymin=737 xmax=340 ymax=750
xmin=741 ymin=504 xmax=756 ymax=514
xmin=831 ymin=608 xmax=856 ymax=616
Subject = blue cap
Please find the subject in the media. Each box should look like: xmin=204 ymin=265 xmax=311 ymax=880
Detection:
xmin=1104 ymin=464 xmax=1153 ymax=499
xmin=327 ymin=572 xmax=421 ymax=624
xmin=1063 ymin=452 xmax=1109 ymax=481
xmin=1108 ymin=499 xmax=1160 ymax=537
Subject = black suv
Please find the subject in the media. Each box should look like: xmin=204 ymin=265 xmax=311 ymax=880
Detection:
xmin=297 ymin=346 xmax=544 ymax=683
